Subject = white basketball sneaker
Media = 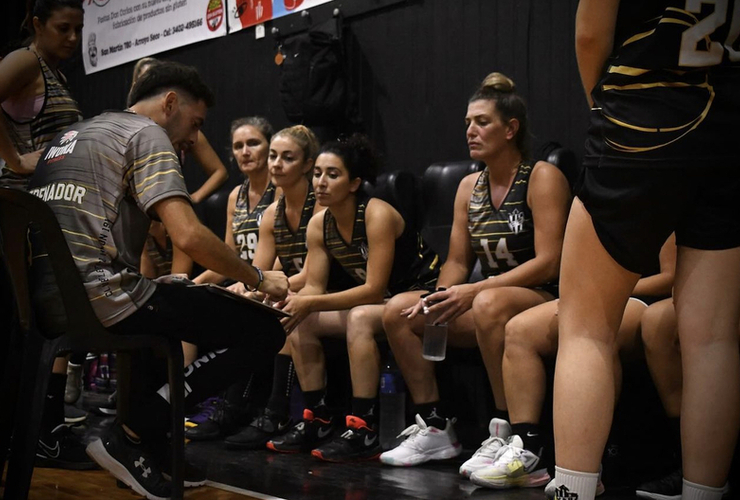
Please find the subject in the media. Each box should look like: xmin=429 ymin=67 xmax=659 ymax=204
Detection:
xmin=379 ymin=414 xmax=462 ymax=467
xmin=459 ymin=417 xmax=511 ymax=478
xmin=470 ymin=435 xmax=550 ymax=489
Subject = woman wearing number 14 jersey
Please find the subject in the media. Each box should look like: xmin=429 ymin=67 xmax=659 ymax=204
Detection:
xmin=552 ymin=1 xmax=740 ymax=500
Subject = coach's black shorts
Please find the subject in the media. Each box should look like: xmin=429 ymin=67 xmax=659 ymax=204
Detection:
xmin=577 ymin=166 xmax=740 ymax=275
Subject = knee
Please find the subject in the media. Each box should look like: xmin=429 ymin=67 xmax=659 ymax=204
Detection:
xmin=504 ymin=314 xmax=528 ymax=349
xmin=346 ymin=306 xmax=377 ymax=346
xmin=472 ymin=289 xmax=510 ymax=333
xmin=383 ymin=293 xmax=419 ymax=339
xmin=641 ymin=302 xmax=677 ymax=351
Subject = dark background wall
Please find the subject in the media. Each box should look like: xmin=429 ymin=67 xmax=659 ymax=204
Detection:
xmin=2 ymin=0 xmax=589 ymax=188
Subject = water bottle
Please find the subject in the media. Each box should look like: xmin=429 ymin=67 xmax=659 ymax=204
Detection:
xmin=379 ymin=353 xmax=406 ymax=450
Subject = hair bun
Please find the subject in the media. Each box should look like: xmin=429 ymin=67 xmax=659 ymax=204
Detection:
xmin=481 ymin=72 xmax=516 ymax=93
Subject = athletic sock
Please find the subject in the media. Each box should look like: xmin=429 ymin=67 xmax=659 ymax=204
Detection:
xmin=303 ymin=389 xmax=330 ymax=419
xmin=265 ymin=354 xmax=295 ymax=417
xmin=351 ymin=397 xmax=378 ymax=427
xmin=415 ymin=401 xmax=446 ymax=429
xmin=553 ymin=465 xmax=599 ymax=500
xmin=511 ymin=422 xmax=542 ymax=453
xmin=682 ymin=478 xmax=726 ymax=500
xmin=42 ymin=373 xmax=67 ymax=433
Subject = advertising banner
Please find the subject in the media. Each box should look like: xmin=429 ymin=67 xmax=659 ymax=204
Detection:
xmin=82 ymin=0 xmax=227 ymax=74
xmin=226 ymin=0 xmax=333 ymax=34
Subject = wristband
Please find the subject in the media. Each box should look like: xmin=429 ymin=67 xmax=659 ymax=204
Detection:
xmin=253 ymin=265 xmax=264 ymax=291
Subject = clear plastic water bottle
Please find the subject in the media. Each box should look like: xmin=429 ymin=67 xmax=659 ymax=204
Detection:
xmin=379 ymin=353 xmax=406 ymax=450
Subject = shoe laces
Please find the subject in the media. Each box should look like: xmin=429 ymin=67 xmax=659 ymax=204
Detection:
xmin=396 ymin=414 xmax=435 ymax=449
xmin=473 ymin=435 xmax=507 ymax=460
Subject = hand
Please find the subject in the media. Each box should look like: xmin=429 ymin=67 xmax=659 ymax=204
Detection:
xmin=279 ymin=294 xmax=313 ymax=334
xmin=258 ymin=270 xmax=289 ymax=301
xmin=423 ymin=284 xmax=477 ymax=324
xmin=226 ymin=281 xmax=248 ymax=296
xmin=8 ymin=150 xmax=42 ymax=175
xmin=400 ymin=296 xmax=425 ymax=320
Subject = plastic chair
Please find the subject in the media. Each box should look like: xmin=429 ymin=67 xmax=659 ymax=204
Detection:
xmin=0 ymin=187 xmax=185 ymax=500
xmin=420 ymin=160 xmax=484 ymax=261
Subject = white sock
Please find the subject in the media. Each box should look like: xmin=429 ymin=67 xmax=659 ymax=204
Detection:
xmin=682 ymin=478 xmax=726 ymax=500
xmin=553 ymin=466 xmax=599 ymax=500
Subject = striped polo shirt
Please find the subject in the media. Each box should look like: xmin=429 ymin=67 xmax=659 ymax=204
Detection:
xmin=28 ymin=110 xmax=190 ymax=326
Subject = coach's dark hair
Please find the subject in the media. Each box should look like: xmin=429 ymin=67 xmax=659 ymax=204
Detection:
xmin=469 ymin=72 xmax=529 ymax=157
xmin=127 ymin=61 xmax=215 ymax=108
xmin=230 ymin=116 xmax=274 ymax=144
xmin=23 ymin=0 xmax=83 ymax=35
xmin=318 ymin=133 xmax=379 ymax=186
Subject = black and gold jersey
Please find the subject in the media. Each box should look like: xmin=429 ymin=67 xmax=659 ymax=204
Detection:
xmin=274 ymin=186 xmax=314 ymax=277
xmin=468 ymin=164 xmax=535 ymax=278
xmin=323 ymin=196 xmax=439 ymax=295
xmin=232 ymin=180 xmax=276 ymax=263
xmin=585 ymin=0 xmax=740 ymax=168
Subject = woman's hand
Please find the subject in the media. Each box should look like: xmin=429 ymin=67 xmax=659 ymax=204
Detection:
xmin=280 ymin=294 xmax=314 ymax=334
xmin=226 ymin=281 xmax=249 ymax=296
xmin=401 ymin=298 xmax=425 ymax=320
xmin=423 ymin=284 xmax=478 ymax=324
xmin=10 ymin=150 xmax=42 ymax=175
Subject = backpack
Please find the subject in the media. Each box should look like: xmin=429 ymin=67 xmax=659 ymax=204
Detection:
xmin=278 ymin=19 xmax=347 ymax=126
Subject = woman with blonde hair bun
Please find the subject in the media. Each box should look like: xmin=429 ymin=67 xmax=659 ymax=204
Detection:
xmin=380 ymin=72 xmax=571 ymax=475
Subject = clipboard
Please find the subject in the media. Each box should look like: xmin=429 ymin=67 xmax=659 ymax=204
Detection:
xmin=188 ymin=283 xmax=292 ymax=318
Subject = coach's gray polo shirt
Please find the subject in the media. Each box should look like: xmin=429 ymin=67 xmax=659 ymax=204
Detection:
xmin=29 ymin=111 xmax=190 ymax=327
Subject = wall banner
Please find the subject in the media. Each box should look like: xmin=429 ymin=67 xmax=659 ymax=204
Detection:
xmin=83 ymin=0 xmax=228 ymax=74
xmin=226 ymin=0 xmax=333 ymax=34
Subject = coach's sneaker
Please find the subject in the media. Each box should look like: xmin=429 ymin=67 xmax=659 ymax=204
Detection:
xmin=312 ymin=415 xmax=382 ymax=462
xmin=470 ymin=435 xmax=550 ymax=489
xmin=266 ymin=409 xmax=334 ymax=453
xmin=86 ymin=424 xmax=171 ymax=500
xmin=545 ymin=466 xmax=606 ymax=498
xmin=225 ymin=407 xmax=291 ymax=450
xmin=379 ymin=414 xmax=462 ymax=467
xmin=459 ymin=417 xmax=511 ymax=477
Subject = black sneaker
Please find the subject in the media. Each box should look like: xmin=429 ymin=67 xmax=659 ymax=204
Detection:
xmin=184 ymin=399 xmax=243 ymax=441
xmin=36 ymin=424 xmax=98 ymax=470
xmin=85 ymin=425 xmax=171 ymax=500
xmin=636 ymin=468 xmax=730 ymax=500
xmin=159 ymin=453 xmax=207 ymax=488
xmin=311 ymin=415 xmax=382 ymax=462
xmin=225 ymin=408 xmax=291 ymax=450
xmin=64 ymin=403 xmax=88 ymax=424
xmin=266 ymin=409 xmax=334 ymax=453
xmin=90 ymin=391 xmax=117 ymax=416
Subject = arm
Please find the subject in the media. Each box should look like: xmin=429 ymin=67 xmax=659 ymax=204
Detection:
xmin=0 ymin=50 xmax=43 ymax=173
xmin=170 ymin=243 xmax=193 ymax=276
xmin=575 ymin=0 xmax=621 ymax=107
xmin=436 ymin=174 xmax=479 ymax=288
xmin=632 ymin=233 xmax=676 ymax=297
xmin=428 ymin=162 xmax=571 ymax=324
xmin=154 ymin=195 xmax=287 ymax=298
xmin=252 ymin=202 xmax=278 ymax=270
xmin=193 ymin=185 xmax=240 ymax=284
xmin=188 ymin=131 xmax=228 ymax=204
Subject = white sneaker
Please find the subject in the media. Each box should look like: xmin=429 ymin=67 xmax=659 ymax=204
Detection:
xmin=470 ymin=435 xmax=550 ymax=489
xmin=459 ymin=417 xmax=511 ymax=477
xmin=379 ymin=414 xmax=462 ymax=467
xmin=544 ymin=466 xmax=606 ymax=498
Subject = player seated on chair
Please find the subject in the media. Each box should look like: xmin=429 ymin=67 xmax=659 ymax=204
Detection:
xmin=28 ymin=60 xmax=288 ymax=500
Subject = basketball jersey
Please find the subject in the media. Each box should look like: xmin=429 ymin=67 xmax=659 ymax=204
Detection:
xmin=232 ymin=179 xmax=276 ymax=263
xmin=585 ymin=0 xmax=740 ymax=168
xmin=468 ymin=164 xmax=536 ymax=278
xmin=1 ymin=48 xmax=82 ymax=190
xmin=274 ymin=185 xmax=315 ymax=277
xmin=323 ymin=196 xmax=439 ymax=295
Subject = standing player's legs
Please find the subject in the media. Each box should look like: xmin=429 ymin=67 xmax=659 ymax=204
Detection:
xmin=674 ymin=246 xmax=740 ymax=490
xmin=553 ymin=199 xmax=639 ymax=495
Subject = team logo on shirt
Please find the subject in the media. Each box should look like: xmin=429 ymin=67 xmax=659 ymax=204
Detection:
xmin=257 ymin=211 xmax=264 ymax=226
xmin=508 ymin=208 xmax=524 ymax=234
xmin=359 ymin=242 xmax=369 ymax=260
xmin=60 ymin=130 xmax=78 ymax=145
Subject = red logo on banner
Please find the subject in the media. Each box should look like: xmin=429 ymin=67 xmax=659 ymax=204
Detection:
xmin=284 ymin=0 xmax=304 ymax=10
xmin=206 ymin=0 xmax=224 ymax=31
xmin=236 ymin=0 xmax=273 ymax=29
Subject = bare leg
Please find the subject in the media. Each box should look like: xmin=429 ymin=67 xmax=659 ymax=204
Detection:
xmin=674 ymin=246 xmax=740 ymax=487
xmin=382 ymin=291 xmax=477 ymax=405
xmin=503 ymin=301 xmax=559 ymax=424
xmin=554 ymin=199 xmax=639 ymax=472
xmin=288 ymin=310 xmax=349 ymax=392
xmin=473 ymin=287 xmax=552 ymax=411
xmin=640 ymin=298 xmax=682 ymax=417
xmin=182 ymin=342 xmax=198 ymax=367
xmin=346 ymin=304 xmax=385 ymax=398
xmin=53 ymin=356 xmax=67 ymax=374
